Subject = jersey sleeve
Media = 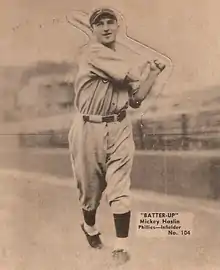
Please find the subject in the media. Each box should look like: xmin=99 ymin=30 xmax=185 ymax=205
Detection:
xmin=88 ymin=43 xmax=132 ymax=82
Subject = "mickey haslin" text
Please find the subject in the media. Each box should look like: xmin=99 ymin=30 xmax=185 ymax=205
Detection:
xmin=139 ymin=217 xmax=180 ymax=224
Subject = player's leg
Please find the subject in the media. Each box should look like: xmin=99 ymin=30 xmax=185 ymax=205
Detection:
xmin=105 ymin=117 xmax=135 ymax=264
xmin=68 ymin=115 xmax=107 ymax=248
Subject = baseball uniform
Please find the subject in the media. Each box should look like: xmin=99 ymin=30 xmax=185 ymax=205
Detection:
xmin=68 ymin=41 xmax=141 ymax=214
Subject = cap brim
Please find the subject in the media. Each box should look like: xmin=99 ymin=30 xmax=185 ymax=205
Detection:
xmin=90 ymin=11 xmax=117 ymax=25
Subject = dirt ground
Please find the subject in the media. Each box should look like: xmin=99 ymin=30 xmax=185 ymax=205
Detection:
xmin=0 ymin=169 xmax=220 ymax=270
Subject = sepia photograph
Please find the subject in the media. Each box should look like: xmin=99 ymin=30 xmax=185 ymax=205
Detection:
xmin=0 ymin=0 xmax=220 ymax=269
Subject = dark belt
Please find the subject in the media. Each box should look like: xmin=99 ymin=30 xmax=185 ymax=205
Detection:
xmin=83 ymin=110 xmax=126 ymax=123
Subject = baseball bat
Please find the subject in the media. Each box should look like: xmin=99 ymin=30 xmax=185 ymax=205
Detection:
xmin=66 ymin=10 xmax=173 ymax=117
xmin=66 ymin=10 xmax=172 ymax=64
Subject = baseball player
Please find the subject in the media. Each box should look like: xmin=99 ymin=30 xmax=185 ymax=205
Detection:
xmin=68 ymin=7 xmax=166 ymax=265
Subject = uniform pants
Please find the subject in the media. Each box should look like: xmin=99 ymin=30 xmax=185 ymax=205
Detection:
xmin=68 ymin=113 xmax=135 ymax=214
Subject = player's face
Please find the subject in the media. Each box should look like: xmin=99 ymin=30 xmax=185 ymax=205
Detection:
xmin=92 ymin=17 xmax=118 ymax=46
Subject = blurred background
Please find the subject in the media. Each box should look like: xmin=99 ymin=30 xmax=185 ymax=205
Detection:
xmin=1 ymin=2 xmax=220 ymax=269
xmin=0 ymin=0 xmax=220 ymax=200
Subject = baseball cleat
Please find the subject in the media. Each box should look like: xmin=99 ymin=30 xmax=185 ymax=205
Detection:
xmin=112 ymin=249 xmax=130 ymax=265
xmin=80 ymin=224 xmax=103 ymax=249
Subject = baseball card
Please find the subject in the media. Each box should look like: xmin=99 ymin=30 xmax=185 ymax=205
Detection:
xmin=0 ymin=0 xmax=220 ymax=269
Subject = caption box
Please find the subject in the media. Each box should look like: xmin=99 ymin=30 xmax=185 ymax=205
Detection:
xmin=136 ymin=212 xmax=194 ymax=238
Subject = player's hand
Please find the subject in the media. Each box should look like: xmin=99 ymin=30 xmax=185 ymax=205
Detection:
xmin=150 ymin=59 xmax=166 ymax=75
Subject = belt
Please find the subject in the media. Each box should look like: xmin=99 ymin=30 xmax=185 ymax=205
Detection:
xmin=82 ymin=110 xmax=126 ymax=123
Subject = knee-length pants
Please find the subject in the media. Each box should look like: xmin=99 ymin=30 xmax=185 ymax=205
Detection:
xmin=68 ymin=113 xmax=135 ymax=214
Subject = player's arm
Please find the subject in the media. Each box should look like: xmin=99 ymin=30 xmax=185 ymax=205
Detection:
xmin=88 ymin=43 xmax=140 ymax=83
xmin=128 ymin=60 xmax=166 ymax=108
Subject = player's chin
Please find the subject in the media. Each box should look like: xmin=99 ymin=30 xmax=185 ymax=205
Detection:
xmin=102 ymin=36 xmax=115 ymax=45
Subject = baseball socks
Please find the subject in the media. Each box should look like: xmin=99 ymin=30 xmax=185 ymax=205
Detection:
xmin=82 ymin=209 xmax=99 ymax=235
xmin=112 ymin=211 xmax=131 ymax=264
xmin=81 ymin=209 xmax=103 ymax=249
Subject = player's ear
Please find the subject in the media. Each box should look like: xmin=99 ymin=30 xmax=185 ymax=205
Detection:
xmin=116 ymin=21 xmax=120 ymax=31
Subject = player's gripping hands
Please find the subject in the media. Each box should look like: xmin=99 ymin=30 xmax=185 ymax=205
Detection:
xmin=150 ymin=59 xmax=166 ymax=75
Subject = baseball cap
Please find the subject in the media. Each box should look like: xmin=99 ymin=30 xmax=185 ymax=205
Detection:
xmin=89 ymin=8 xmax=117 ymax=26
